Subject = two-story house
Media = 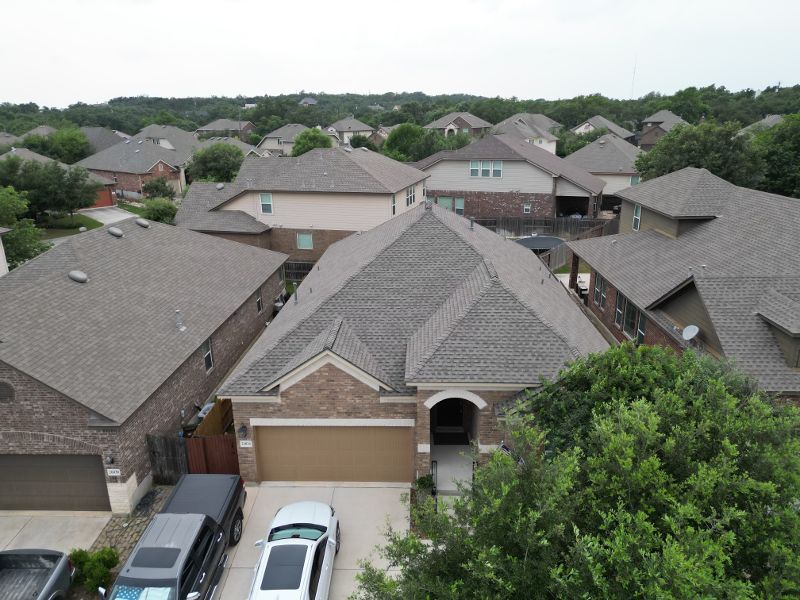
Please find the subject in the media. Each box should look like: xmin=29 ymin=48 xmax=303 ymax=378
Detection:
xmin=491 ymin=113 xmax=561 ymax=154
xmin=571 ymin=115 xmax=636 ymax=143
xmin=256 ymin=123 xmax=309 ymax=156
xmin=326 ymin=117 xmax=374 ymax=145
xmin=638 ymin=109 xmax=687 ymax=150
xmin=564 ymin=134 xmax=643 ymax=196
xmin=196 ymin=118 xmax=256 ymax=140
xmin=176 ymin=147 xmax=428 ymax=281
xmin=567 ymin=167 xmax=800 ymax=399
xmin=424 ymin=112 xmax=493 ymax=137
xmin=414 ymin=134 xmax=604 ymax=220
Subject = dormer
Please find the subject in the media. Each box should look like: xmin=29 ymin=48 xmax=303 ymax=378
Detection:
xmin=757 ymin=289 xmax=800 ymax=369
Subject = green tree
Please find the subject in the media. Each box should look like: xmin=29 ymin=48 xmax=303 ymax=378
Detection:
xmin=187 ymin=143 xmax=244 ymax=182
xmin=556 ymin=126 xmax=609 ymax=157
xmin=142 ymin=177 xmax=176 ymax=199
xmin=0 ymin=186 xmax=49 ymax=268
xmin=142 ymin=198 xmax=177 ymax=224
xmin=636 ymin=121 xmax=765 ymax=187
xmin=383 ymin=123 xmax=425 ymax=161
xmin=20 ymin=128 xmax=92 ymax=163
xmin=356 ymin=345 xmax=800 ymax=599
xmin=291 ymin=128 xmax=332 ymax=156
xmin=753 ymin=114 xmax=800 ymax=198
xmin=349 ymin=134 xmax=377 ymax=151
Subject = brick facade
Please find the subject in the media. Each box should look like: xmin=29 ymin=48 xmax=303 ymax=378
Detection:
xmin=205 ymin=231 xmax=271 ymax=250
xmin=427 ymin=189 xmax=555 ymax=219
xmin=0 ymin=270 xmax=284 ymax=512
xmin=266 ymin=228 xmax=354 ymax=263
xmin=88 ymin=163 xmax=181 ymax=195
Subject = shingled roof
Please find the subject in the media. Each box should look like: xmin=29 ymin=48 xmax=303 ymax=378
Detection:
xmin=564 ymin=134 xmax=642 ymax=175
xmin=574 ymin=115 xmax=635 ymax=139
xmin=328 ymin=117 xmax=373 ymax=133
xmin=568 ymin=168 xmax=800 ymax=393
xmin=414 ymin=134 xmax=605 ymax=195
xmin=1 ymin=147 xmax=114 ymax=186
xmin=260 ymin=124 xmax=309 ymax=143
xmin=197 ymin=118 xmax=254 ymax=132
xmin=642 ymin=109 xmax=687 ymax=132
xmin=492 ymin=113 xmax=561 ymax=142
xmin=175 ymin=182 xmax=267 ymax=234
xmin=80 ymin=126 xmax=128 ymax=153
xmin=0 ymin=219 xmax=287 ymax=423
xmin=220 ymin=204 xmax=608 ymax=396
xmin=425 ymin=112 xmax=493 ymax=130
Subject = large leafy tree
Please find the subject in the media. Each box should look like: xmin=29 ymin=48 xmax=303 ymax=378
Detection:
xmin=635 ymin=121 xmax=765 ymax=187
xmin=0 ymin=186 xmax=49 ymax=268
xmin=753 ymin=114 xmax=800 ymax=198
xmin=556 ymin=126 xmax=609 ymax=157
xmin=20 ymin=128 xmax=93 ymax=163
xmin=187 ymin=143 xmax=244 ymax=182
xmin=142 ymin=176 xmax=176 ymax=200
xmin=291 ymin=128 xmax=332 ymax=156
xmin=383 ymin=123 xmax=426 ymax=161
xmin=356 ymin=345 xmax=800 ymax=599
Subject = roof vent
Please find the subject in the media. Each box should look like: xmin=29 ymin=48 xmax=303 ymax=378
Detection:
xmin=175 ymin=309 xmax=186 ymax=332
xmin=598 ymin=140 xmax=606 ymax=146
xmin=108 ymin=226 xmax=124 ymax=238
xmin=137 ymin=140 xmax=143 ymax=144
xmin=360 ymin=147 xmax=369 ymax=152
xmin=135 ymin=218 xmax=150 ymax=228
xmin=215 ymin=183 xmax=225 ymax=190
xmin=134 ymin=149 xmax=140 ymax=153
xmin=68 ymin=270 xmax=88 ymax=283
xmin=124 ymin=140 xmax=131 ymax=144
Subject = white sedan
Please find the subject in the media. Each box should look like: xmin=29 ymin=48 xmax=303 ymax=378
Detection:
xmin=248 ymin=501 xmax=340 ymax=600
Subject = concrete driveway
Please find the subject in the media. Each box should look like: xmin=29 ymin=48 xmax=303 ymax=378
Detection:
xmin=0 ymin=511 xmax=110 ymax=553
xmin=219 ymin=483 xmax=409 ymax=600
xmin=79 ymin=206 xmax=136 ymax=225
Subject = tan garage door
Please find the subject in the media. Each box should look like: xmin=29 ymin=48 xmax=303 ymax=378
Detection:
xmin=0 ymin=455 xmax=111 ymax=511
xmin=256 ymin=426 xmax=413 ymax=482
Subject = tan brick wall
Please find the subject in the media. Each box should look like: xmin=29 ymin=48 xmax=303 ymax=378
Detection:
xmin=267 ymin=228 xmax=354 ymax=263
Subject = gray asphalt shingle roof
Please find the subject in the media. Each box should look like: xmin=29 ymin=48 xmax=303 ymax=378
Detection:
xmin=22 ymin=125 xmax=57 ymax=138
xmin=197 ymin=119 xmax=254 ymax=131
xmin=261 ymin=124 xmax=309 ymax=143
xmin=0 ymin=219 xmax=287 ymax=423
xmin=492 ymin=113 xmax=561 ymax=142
xmin=175 ymin=182 xmax=268 ymax=234
xmin=757 ymin=288 xmax=800 ymax=335
xmin=568 ymin=167 xmax=800 ymax=393
xmin=425 ymin=112 xmax=493 ymax=130
xmin=575 ymin=115 xmax=635 ymax=139
xmin=221 ymin=204 xmax=608 ymax=396
xmin=414 ymin=134 xmax=605 ymax=195
xmin=739 ymin=114 xmax=784 ymax=135
xmin=80 ymin=127 xmax=128 ymax=153
xmin=642 ymin=109 xmax=687 ymax=132
xmin=328 ymin=117 xmax=373 ymax=133
xmin=1 ymin=147 xmax=115 ymax=185
xmin=0 ymin=132 xmax=21 ymax=145
xmin=564 ymin=134 xmax=642 ymax=175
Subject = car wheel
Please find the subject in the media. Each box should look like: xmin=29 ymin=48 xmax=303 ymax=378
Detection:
xmin=230 ymin=509 xmax=244 ymax=546
xmin=335 ymin=523 xmax=341 ymax=555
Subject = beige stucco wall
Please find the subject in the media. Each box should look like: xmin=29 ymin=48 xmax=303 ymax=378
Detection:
xmin=572 ymin=122 xmax=596 ymax=135
xmin=222 ymin=180 xmax=425 ymax=231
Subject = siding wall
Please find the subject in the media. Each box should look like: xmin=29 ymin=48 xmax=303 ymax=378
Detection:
xmin=556 ymin=178 xmax=591 ymax=197
xmin=619 ymin=200 xmax=679 ymax=237
xmin=424 ymin=160 xmax=554 ymax=194
xmin=599 ymin=174 xmax=636 ymax=195
xmin=657 ymin=285 xmax=723 ymax=355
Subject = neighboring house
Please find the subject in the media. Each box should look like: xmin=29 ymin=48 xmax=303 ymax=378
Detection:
xmin=0 ymin=218 xmax=287 ymax=512
xmin=80 ymin=126 xmax=130 ymax=153
xmin=563 ymin=134 xmax=643 ymax=196
xmin=0 ymin=132 xmax=21 ymax=146
xmin=0 ymin=147 xmax=116 ymax=208
xmin=638 ymin=109 xmax=687 ymax=150
xmin=256 ymin=124 xmax=309 ymax=156
xmin=492 ymin=113 xmax=561 ymax=154
xmin=567 ymin=167 xmax=800 ymax=399
xmin=76 ymin=125 xmax=256 ymax=195
xmin=571 ymin=115 xmax=635 ymax=142
xmin=424 ymin=112 xmax=493 ymax=138
xmin=196 ymin=118 xmax=256 ymax=140
xmin=738 ymin=114 xmax=784 ymax=136
xmin=326 ymin=117 xmax=374 ymax=144
xmin=299 ymin=97 xmax=318 ymax=107
xmin=414 ymin=134 xmax=605 ymax=220
xmin=0 ymin=227 xmax=8 ymax=276
xmin=368 ymin=124 xmax=397 ymax=146
xmin=219 ymin=202 xmax=608 ymax=486
xmin=176 ymin=147 xmax=428 ymax=278
xmin=22 ymin=125 xmax=57 ymax=138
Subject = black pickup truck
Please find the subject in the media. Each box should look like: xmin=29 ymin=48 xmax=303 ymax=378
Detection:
xmin=103 ymin=474 xmax=246 ymax=600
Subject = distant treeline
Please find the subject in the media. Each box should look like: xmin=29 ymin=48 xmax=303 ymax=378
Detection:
xmin=2 ymin=85 xmax=800 ymax=138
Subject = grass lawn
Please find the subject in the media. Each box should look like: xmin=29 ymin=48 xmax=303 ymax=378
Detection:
xmin=39 ymin=213 xmax=103 ymax=240
xmin=118 ymin=202 xmax=147 ymax=216
xmin=553 ymin=259 xmax=589 ymax=275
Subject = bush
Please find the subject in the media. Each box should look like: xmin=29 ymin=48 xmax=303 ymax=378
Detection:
xmin=70 ymin=547 xmax=119 ymax=591
xmin=142 ymin=177 xmax=176 ymax=200
xmin=143 ymin=197 xmax=177 ymax=224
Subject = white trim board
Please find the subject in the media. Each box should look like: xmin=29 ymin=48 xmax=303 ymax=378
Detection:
xmin=423 ymin=389 xmax=488 ymax=410
xmin=413 ymin=382 xmax=535 ymax=391
xmin=226 ymin=395 xmax=281 ymax=404
xmin=379 ymin=396 xmax=417 ymax=404
xmin=266 ymin=350 xmax=390 ymax=393
xmin=250 ymin=418 xmax=415 ymax=427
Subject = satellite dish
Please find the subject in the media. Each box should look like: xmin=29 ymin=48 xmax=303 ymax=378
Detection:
xmin=682 ymin=324 xmax=700 ymax=341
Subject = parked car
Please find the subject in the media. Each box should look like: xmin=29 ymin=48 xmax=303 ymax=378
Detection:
xmin=0 ymin=549 xmax=72 ymax=600
xmin=102 ymin=474 xmax=246 ymax=600
xmin=247 ymin=501 xmax=340 ymax=600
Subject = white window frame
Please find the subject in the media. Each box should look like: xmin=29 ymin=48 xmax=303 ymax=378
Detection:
xmin=455 ymin=197 xmax=465 ymax=215
xmin=255 ymin=287 xmax=263 ymax=313
xmin=469 ymin=160 xmax=479 ymax=177
xmin=492 ymin=160 xmax=503 ymax=178
xmin=391 ymin=194 xmax=396 ymax=215
xmin=201 ymin=338 xmax=214 ymax=373
xmin=632 ymin=203 xmax=641 ymax=231
xmin=630 ymin=175 xmax=641 ymax=186
xmin=593 ymin=274 xmax=607 ymax=308
xmin=481 ymin=160 xmax=491 ymax=177
xmin=296 ymin=232 xmax=313 ymax=250
xmin=523 ymin=203 xmax=531 ymax=214
xmin=260 ymin=193 xmax=273 ymax=214
xmin=405 ymin=186 xmax=415 ymax=207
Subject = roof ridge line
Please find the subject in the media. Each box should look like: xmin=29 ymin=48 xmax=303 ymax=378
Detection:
xmin=324 ymin=316 xmax=344 ymax=350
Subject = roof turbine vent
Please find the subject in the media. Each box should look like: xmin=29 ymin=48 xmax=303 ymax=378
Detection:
xmin=135 ymin=218 xmax=150 ymax=228
xmin=108 ymin=226 xmax=124 ymax=238
xmin=216 ymin=183 xmax=225 ymax=190
xmin=68 ymin=270 xmax=88 ymax=283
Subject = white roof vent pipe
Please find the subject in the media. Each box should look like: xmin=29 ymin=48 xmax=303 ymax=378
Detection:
xmin=175 ymin=309 xmax=187 ymax=332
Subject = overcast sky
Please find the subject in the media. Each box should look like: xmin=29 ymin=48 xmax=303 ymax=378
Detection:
xmin=3 ymin=0 xmax=798 ymax=107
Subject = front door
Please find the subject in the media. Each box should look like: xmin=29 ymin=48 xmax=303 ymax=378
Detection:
xmin=437 ymin=196 xmax=453 ymax=211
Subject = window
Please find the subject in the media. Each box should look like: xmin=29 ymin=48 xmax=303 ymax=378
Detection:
xmin=630 ymin=175 xmax=641 ymax=185
xmin=492 ymin=160 xmax=502 ymax=177
xmin=455 ymin=197 xmax=465 ymax=215
xmin=632 ymin=203 xmax=641 ymax=231
xmin=462 ymin=127 xmax=470 ymax=134
xmin=278 ymin=264 xmax=286 ymax=284
xmin=391 ymin=194 xmax=396 ymax=215
xmin=481 ymin=160 xmax=491 ymax=177
xmin=469 ymin=160 xmax=479 ymax=177
xmin=615 ymin=292 xmax=646 ymax=344
xmin=260 ymin=193 xmax=273 ymax=214
xmin=296 ymin=232 xmax=313 ymax=250
xmin=158 ymin=163 xmax=164 ymax=172
xmin=405 ymin=185 xmax=415 ymax=207
xmin=255 ymin=287 xmax=263 ymax=313
xmin=308 ymin=538 xmax=327 ymax=597
xmin=201 ymin=338 xmax=214 ymax=372
xmin=593 ymin=274 xmax=607 ymax=308
xmin=437 ymin=196 xmax=453 ymax=211
xmin=0 ymin=382 xmax=13 ymax=402
xmin=537 ymin=139 xmax=542 ymax=144
xmin=523 ymin=203 xmax=531 ymax=214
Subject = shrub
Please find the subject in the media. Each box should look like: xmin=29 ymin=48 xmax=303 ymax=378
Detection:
xmin=70 ymin=547 xmax=119 ymax=591
xmin=142 ymin=177 xmax=176 ymax=199
xmin=142 ymin=197 xmax=177 ymax=224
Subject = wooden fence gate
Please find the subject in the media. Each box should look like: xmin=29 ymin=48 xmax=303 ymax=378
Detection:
xmin=186 ymin=435 xmax=240 ymax=475
xmin=147 ymin=434 xmax=188 ymax=484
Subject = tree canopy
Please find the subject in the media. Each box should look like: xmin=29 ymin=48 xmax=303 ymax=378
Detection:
xmin=752 ymin=114 xmax=800 ymax=198
xmin=356 ymin=344 xmax=800 ymax=599
xmin=0 ymin=185 xmax=49 ymax=269
xmin=556 ymin=126 xmax=609 ymax=157
xmin=142 ymin=177 xmax=176 ymax=200
xmin=142 ymin=197 xmax=177 ymax=224
xmin=19 ymin=128 xmax=93 ymax=164
xmin=187 ymin=143 xmax=244 ymax=182
xmin=291 ymin=128 xmax=332 ymax=156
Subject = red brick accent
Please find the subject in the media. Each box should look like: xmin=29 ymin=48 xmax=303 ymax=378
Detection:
xmin=427 ymin=189 xmax=555 ymax=219
xmin=204 ymin=231 xmax=271 ymax=249
xmin=266 ymin=228 xmax=354 ymax=263
xmin=88 ymin=163 xmax=181 ymax=195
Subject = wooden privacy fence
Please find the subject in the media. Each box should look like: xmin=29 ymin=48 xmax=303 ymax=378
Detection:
xmin=186 ymin=435 xmax=240 ymax=475
xmin=539 ymin=219 xmax=620 ymax=271
xmin=147 ymin=434 xmax=187 ymax=485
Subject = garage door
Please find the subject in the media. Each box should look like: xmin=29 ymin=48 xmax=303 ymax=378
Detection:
xmin=256 ymin=426 xmax=413 ymax=482
xmin=0 ymin=455 xmax=111 ymax=511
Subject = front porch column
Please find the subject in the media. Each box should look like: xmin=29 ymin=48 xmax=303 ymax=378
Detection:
xmin=415 ymin=399 xmax=431 ymax=479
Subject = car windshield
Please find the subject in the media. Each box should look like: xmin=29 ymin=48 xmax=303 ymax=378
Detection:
xmin=268 ymin=523 xmax=325 ymax=542
xmin=109 ymin=584 xmax=176 ymax=600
